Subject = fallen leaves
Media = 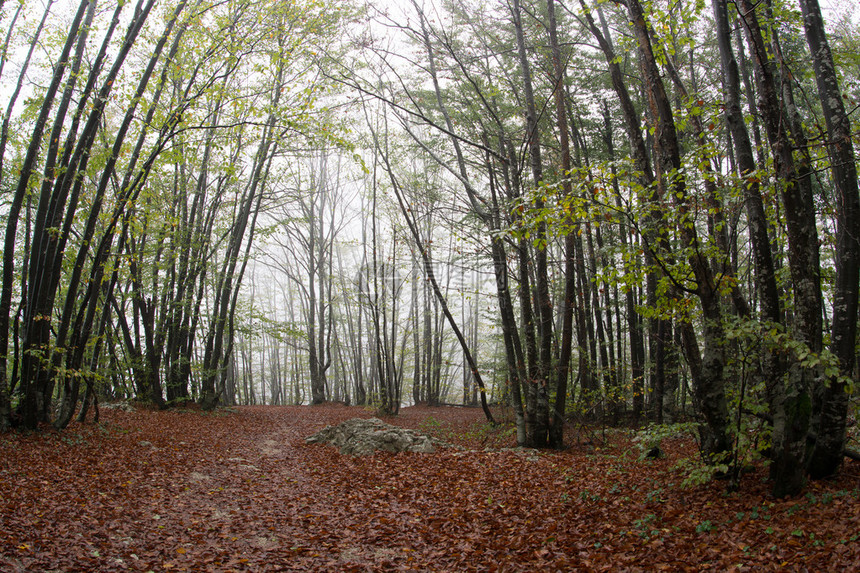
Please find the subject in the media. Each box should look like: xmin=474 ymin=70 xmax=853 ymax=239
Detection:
xmin=1 ymin=404 xmax=858 ymax=571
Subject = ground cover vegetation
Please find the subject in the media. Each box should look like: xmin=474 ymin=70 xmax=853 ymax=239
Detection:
xmin=1 ymin=0 xmax=860 ymax=564
xmin=2 ymin=405 xmax=860 ymax=571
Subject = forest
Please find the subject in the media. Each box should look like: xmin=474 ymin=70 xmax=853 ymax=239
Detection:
xmin=0 ymin=0 xmax=859 ymax=510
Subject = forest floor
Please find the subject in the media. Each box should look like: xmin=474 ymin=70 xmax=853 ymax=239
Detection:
xmin=1 ymin=404 xmax=859 ymax=572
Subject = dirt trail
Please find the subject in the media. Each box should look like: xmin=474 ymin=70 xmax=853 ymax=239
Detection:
xmin=2 ymin=404 xmax=859 ymax=571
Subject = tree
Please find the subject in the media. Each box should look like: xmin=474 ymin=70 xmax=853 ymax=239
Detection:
xmin=5 ymin=0 xmax=161 ymax=429
xmin=734 ymin=0 xmax=824 ymax=496
xmin=798 ymin=0 xmax=860 ymax=479
xmin=545 ymin=0 xmax=576 ymax=448
xmin=0 ymin=0 xmax=351 ymax=425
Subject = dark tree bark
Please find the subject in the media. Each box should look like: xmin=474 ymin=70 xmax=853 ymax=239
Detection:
xmin=578 ymin=0 xmax=669 ymax=425
xmin=488 ymin=143 xmax=528 ymax=443
xmin=712 ymin=0 xmax=789 ymax=491
xmin=53 ymin=0 xmax=188 ymax=429
xmin=370 ymin=123 xmax=496 ymax=423
xmin=737 ymin=0 xmax=823 ymax=497
xmin=200 ymin=132 xmax=272 ymax=410
xmin=0 ymin=0 xmax=92 ymax=429
xmin=0 ymin=0 xmax=54 ymax=429
xmin=307 ymin=155 xmax=327 ymax=405
xmin=798 ymin=0 xmax=860 ymax=479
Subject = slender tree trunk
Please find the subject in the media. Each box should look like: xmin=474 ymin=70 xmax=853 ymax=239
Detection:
xmin=627 ymin=0 xmax=731 ymax=455
xmin=369 ymin=119 xmax=495 ymax=422
xmin=601 ymin=101 xmax=645 ymax=421
xmin=580 ymin=0 xmax=668 ymax=426
xmin=512 ymin=0 xmax=551 ymax=446
xmin=53 ymin=0 xmax=187 ymax=428
xmin=545 ymin=0 xmax=576 ymax=448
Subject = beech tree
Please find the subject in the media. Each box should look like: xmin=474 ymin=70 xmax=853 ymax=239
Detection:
xmin=342 ymin=0 xmax=858 ymax=491
xmin=798 ymin=0 xmax=860 ymax=480
xmin=267 ymin=150 xmax=355 ymax=405
xmin=3 ymin=0 xmax=164 ymax=429
xmin=0 ymin=0 xmax=351 ymax=426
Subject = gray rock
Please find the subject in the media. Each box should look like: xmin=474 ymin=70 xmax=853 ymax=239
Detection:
xmin=306 ymin=417 xmax=445 ymax=456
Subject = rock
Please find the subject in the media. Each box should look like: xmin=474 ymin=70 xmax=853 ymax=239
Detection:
xmin=306 ymin=417 xmax=445 ymax=456
xmin=644 ymin=446 xmax=663 ymax=459
xmin=103 ymin=401 xmax=135 ymax=412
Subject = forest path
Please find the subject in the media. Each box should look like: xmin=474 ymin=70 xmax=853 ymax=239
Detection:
xmin=2 ymin=404 xmax=859 ymax=571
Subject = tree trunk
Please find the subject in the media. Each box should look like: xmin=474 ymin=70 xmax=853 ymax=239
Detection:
xmin=798 ymin=0 xmax=860 ymax=480
xmin=546 ymin=0 xmax=576 ymax=448
xmin=626 ymin=0 xmax=731 ymax=454
xmin=1 ymin=0 xmax=93 ymax=429
xmin=737 ymin=0 xmax=823 ymax=496
xmin=601 ymin=101 xmax=645 ymax=421
xmin=512 ymin=0 xmax=551 ymax=447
